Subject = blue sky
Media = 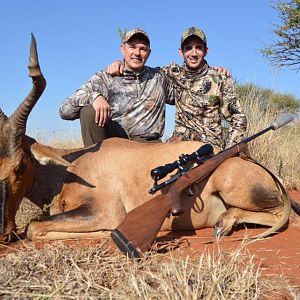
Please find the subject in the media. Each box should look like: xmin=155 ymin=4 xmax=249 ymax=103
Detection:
xmin=0 ymin=0 xmax=299 ymax=140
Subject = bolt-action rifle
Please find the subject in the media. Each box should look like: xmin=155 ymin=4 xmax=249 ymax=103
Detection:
xmin=111 ymin=114 xmax=295 ymax=258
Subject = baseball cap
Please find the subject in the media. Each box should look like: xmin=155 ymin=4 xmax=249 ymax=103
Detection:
xmin=122 ymin=28 xmax=150 ymax=46
xmin=180 ymin=27 xmax=207 ymax=47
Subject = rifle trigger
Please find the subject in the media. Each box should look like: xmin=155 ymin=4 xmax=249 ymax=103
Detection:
xmin=183 ymin=184 xmax=196 ymax=197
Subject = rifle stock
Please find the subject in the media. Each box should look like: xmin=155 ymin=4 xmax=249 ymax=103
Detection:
xmin=111 ymin=113 xmax=295 ymax=258
xmin=111 ymin=194 xmax=172 ymax=258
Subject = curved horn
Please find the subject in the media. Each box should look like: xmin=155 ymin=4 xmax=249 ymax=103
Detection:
xmin=0 ymin=109 xmax=8 ymax=124
xmin=10 ymin=33 xmax=46 ymax=133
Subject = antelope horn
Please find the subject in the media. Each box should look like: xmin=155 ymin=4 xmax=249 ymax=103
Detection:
xmin=0 ymin=109 xmax=8 ymax=124
xmin=10 ymin=33 xmax=46 ymax=133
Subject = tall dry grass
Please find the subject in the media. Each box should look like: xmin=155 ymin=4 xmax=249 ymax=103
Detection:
xmin=239 ymin=84 xmax=300 ymax=189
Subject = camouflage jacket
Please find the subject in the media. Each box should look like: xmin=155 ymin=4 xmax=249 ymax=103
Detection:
xmin=59 ymin=67 xmax=175 ymax=139
xmin=161 ymin=61 xmax=247 ymax=148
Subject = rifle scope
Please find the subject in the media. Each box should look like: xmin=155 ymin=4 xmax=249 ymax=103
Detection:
xmin=150 ymin=143 xmax=214 ymax=181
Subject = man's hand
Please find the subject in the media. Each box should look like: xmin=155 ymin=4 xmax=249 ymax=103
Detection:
xmin=213 ymin=66 xmax=231 ymax=77
xmin=92 ymin=95 xmax=110 ymax=127
xmin=106 ymin=60 xmax=124 ymax=76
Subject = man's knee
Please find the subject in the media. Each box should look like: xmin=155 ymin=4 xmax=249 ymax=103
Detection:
xmin=80 ymin=106 xmax=105 ymax=146
xmin=79 ymin=106 xmax=131 ymax=146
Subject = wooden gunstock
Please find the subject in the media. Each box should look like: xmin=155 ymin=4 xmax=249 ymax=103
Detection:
xmin=111 ymin=193 xmax=172 ymax=258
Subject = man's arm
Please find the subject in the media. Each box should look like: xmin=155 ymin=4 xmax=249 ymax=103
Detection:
xmin=59 ymin=72 xmax=110 ymax=126
xmin=106 ymin=61 xmax=231 ymax=77
xmin=220 ymin=76 xmax=247 ymax=148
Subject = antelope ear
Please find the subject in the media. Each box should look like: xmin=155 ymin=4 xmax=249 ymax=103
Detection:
xmin=30 ymin=143 xmax=73 ymax=167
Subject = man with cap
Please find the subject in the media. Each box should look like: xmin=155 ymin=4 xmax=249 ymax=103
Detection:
xmin=108 ymin=27 xmax=247 ymax=149
xmin=163 ymin=27 xmax=247 ymax=148
xmin=59 ymin=28 xmax=175 ymax=146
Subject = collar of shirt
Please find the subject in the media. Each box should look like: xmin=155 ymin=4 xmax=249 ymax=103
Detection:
xmin=182 ymin=60 xmax=209 ymax=79
xmin=122 ymin=66 xmax=159 ymax=82
xmin=123 ymin=67 xmax=146 ymax=80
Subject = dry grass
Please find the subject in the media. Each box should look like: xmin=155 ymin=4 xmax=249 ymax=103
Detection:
xmin=240 ymin=85 xmax=300 ymax=189
xmin=15 ymin=199 xmax=42 ymax=231
xmin=33 ymin=129 xmax=83 ymax=149
xmin=0 ymin=239 xmax=297 ymax=299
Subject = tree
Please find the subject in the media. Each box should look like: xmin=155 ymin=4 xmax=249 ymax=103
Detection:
xmin=261 ymin=0 xmax=300 ymax=70
xmin=118 ymin=28 xmax=128 ymax=42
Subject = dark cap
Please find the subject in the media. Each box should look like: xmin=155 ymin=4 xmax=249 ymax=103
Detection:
xmin=122 ymin=28 xmax=150 ymax=46
xmin=181 ymin=27 xmax=207 ymax=47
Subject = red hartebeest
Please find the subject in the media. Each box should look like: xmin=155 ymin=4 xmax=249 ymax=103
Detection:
xmin=0 ymin=35 xmax=299 ymax=244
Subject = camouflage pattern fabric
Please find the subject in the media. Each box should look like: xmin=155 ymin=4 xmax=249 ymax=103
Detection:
xmin=181 ymin=27 xmax=207 ymax=46
xmin=59 ymin=67 xmax=175 ymax=140
xmin=122 ymin=28 xmax=150 ymax=46
xmin=162 ymin=61 xmax=247 ymax=148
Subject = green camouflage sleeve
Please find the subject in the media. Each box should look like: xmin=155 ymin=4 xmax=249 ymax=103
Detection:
xmin=220 ymin=76 xmax=247 ymax=148
xmin=160 ymin=63 xmax=180 ymax=106
xmin=159 ymin=69 xmax=175 ymax=106
xmin=59 ymin=71 xmax=109 ymax=120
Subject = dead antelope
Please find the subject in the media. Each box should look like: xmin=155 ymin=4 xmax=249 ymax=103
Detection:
xmin=0 ymin=35 xmax=299 ymax=244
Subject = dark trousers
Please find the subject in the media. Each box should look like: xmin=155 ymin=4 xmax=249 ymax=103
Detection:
xmin=80 ymin=106 xmax=160 ymax=147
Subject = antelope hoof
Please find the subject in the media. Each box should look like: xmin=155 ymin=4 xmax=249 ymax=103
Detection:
xmin=26 ymin=222 xmax=44 ymax=241
xmin=214 ymin=213 xmax=236 ymax=238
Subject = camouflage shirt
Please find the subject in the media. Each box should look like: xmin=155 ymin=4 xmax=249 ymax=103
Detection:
xmin=161 ymin=61 xmax=247 ymax=148
xmin=59 ymin=67 xmax=175 ymax=139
